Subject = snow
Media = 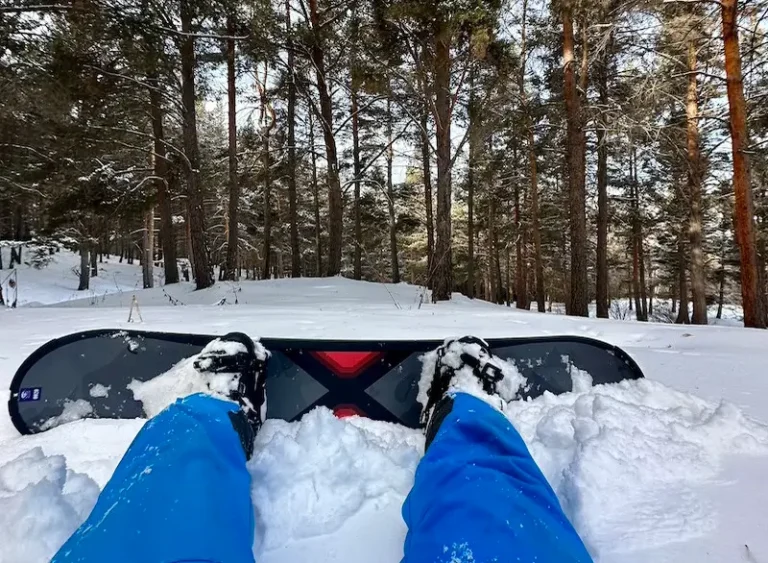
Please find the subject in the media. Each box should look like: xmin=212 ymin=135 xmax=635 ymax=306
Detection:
xmin=88 ymin=384 xmax=110 ymax=399
xmin=417 ymin=338 xmax=528 ymax=417
xmin=39 ymin=400 xmax=93 ymax=431
xmin=0 ymin=243 xmax=164 ymax=307
xmin=1 ymin=247 xmax=768 ymax=562
xmin=128 ymin=337 xmax=267 ymax=418
xmin=0 ymin=448 xmax=100 ymax=563
xmin=505 ymin=378 xmax=768 ymax=557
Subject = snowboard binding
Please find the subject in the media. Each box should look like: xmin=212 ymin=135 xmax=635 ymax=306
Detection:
xmin=194 ymin=332 xmax=269 ymax=441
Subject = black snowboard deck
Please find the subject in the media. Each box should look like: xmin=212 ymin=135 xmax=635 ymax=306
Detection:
xmin=8 ymin=329 xmax=644 ymax=435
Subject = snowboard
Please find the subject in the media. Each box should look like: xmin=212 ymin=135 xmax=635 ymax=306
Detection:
xmin=8 ymin=329 xmax=644 ymax=435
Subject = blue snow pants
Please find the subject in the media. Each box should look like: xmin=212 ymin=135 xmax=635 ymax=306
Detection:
xmin=52 ymin=392 xmax=592 ymax=563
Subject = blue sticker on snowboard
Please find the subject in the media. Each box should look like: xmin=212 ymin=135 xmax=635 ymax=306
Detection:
xmin=18 ymin=387 xmax=42 ymax=402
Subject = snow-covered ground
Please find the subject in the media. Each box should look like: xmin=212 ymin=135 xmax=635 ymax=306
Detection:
xmin=0 ymin=242 xmax=164 ymax=307
xmin=1 ymin=246 xmax=768 ymax=563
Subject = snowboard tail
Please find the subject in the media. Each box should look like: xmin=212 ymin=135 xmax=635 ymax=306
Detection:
xmin=8 ymin=330 xmax=644 ymax=435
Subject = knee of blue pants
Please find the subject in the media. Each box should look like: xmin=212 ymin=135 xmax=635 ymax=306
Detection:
xmin=401 ymin=392 xmax=593 ymax=563
xmin=53 ymin=393 xmax=256 ymax=563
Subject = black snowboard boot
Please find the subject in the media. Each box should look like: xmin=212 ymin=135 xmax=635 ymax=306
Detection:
xmin=420 ymin=336 xmax=522 ymax=449
xmin=194 ymin=332 xmax=268 ymax=459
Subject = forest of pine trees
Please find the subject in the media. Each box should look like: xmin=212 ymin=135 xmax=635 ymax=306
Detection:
xmin=2 ymin=0 xmax=768 ymax=326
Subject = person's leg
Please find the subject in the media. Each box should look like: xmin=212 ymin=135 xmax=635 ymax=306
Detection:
xmin=402 ymin=338 xmax=593 ymax=563
xmin=53 ymin=333 xmax=268 ymax=563
xmin=52 ymin=393 xmax=255 ymax=563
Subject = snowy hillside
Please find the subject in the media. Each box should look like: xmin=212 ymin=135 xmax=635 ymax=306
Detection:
xmin=1 ymin=248 xmax=768 ymax=562
xmin=0 ymin=242 xmax=164 ymax=307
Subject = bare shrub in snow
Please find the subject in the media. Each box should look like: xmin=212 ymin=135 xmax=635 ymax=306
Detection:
xmin=609 ymin=300 xmax=631 ymax=320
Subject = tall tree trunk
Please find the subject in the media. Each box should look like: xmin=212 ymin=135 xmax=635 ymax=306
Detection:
xmin=515 ymin=181 xmax=526 ymax=309
xmin=505 ymin=245 xmax=511 ymax=305
xmin=631 ymin=240 xmax=642 ymax=320
xmin=595 ymin=43 xmax=610 ymax=318
xmin=519 ymin=0 xmax=545 ymax=312
xmin=421 ymin=105 xmax=434 ymax=287
xmin=431 ymin=19 xmax=453 ymax=302
xmin=309 ymin=111 xmax=323 ymax=276
xmin=180 ymin=0 xmax=212 ymax=290
xmin=563 ymin=3 xmax=588 ymax=316
xmin=671 ymin=281 xmax=677 ymax=313
xmin=466 ymin=67 xmax=476 ymax=298
xmin=527 ymin=125 xmax=545 ymax=312
xmin=260 ymin=69 xmax=274 ymax=280
xmin=648 ymin=258 xmax=654 ymax=316
xmin=90 ymin=240 xmax=98 ymax=276
xmin=386 ymin=93 xmax=400 ymax=284
xmin=676 ymin=232 xmax=691 ymax=324
xmin=685 ymin=36 xmax=708 ymax=325
xmin=78 ymin=241 xmax=89 ymax=291
xmin=717 ymin=264 xmax=726 ymax=319
xmin=286 ymin=0 xmax=300 ymax=278
xmin=488 ymin=198 xmax=497 ymax=303
xmin=142 ymin=206 xmax=154 ymax=289
xmin=262 ymin=126 xmax=272 ymax=279
xmin=352 ymin=87 xmax=363 ymax=280
xmin=223 ymin=14 xmax=239 ymax=282
xmin=631 ymin=149 xmax=648 ymax=320
xmin=274 ymin=196 xmax=284 ymax=277
xmin=491 ymin=190 xmax=503 ymax=303
xmin=639 ymin=239 xmax=648 ymax=319
xmin=308 ymin=0 xmax=342 ymax=276
xmin=721 ymin=0 xmax=766 ymax=328
xmin=148 ymin=73 xmax=178 ymax=285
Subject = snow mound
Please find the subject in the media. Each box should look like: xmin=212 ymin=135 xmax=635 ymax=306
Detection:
xmin=505 ymin=378 xmax=768 ymax=555
xmin=249 ymin=408 xmax=422 ymax=554
xmin=0 ymin=448 xmax=99 ymax=563
xmin=245 ymin=377 xmax=768 ymax=561
xmin=0 ymin=377 xmax=766 ymax=563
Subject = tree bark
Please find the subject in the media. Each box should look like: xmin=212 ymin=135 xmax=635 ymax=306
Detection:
xmin=631 ymin=237 xmax=642 ymax=320
xmin=308 ymin=0 xmax=342 ymax=276
xmin=142 ymin=206 xmax=154 ymax=289
xmin=721 ymin=0 xmax=766 ymax=327
xmin=517 ymin=0 xmax=545 ymax=312
xmin=78 ymin=241 xmax=89 ymax=290
xmin=180 ymin=0 xmax=212 ymax=290
xmin=526 ymin=125 xmax=544 ymax=312
xmin=515 ymin=179 xmax=526 ymax=309
xmin=223 ymin=14 xmax=239 ymax=282
xmin=386 ymin=92 xmax=400 ymax=284
xmin=672 ymin=281 xmax=677 ymax=313
xmin=352 ymin=87 xmax=363 ymax=280
xmin=148 ymin=73 xmax=178 ymax=285
xmin=90 ymin=240 xmax=97 ymax=277
xmin=260 ymin=68 xmax=274 ymax=280
xmin=491 ymin=190 xmax=503 ymax=303
xmin=631 ymin=149 xmax=648 ymax=320
xmin=309 ymin=110 xmax=323 ymax=276
xmin=717 ymin=264 xmax=726 ymax=319
xmin=286 ymin=0 xmax=300 ymax=278
xmin=467 ymin=70 xmax=476 ymax=299
xmin=595 ymin=41 xmax=610 ymax=318
xmin=685 ymin=37 xmax=707 ymax=325
xmin=431 ymin=19 xmax=453 ymax=302
xmin=676 ymin=231 xmax=691 ymax=324
xmin=563 ymin=3 xmax=588 ymax=316
xmin=421 ymin=104 xmax=434 ymax=287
